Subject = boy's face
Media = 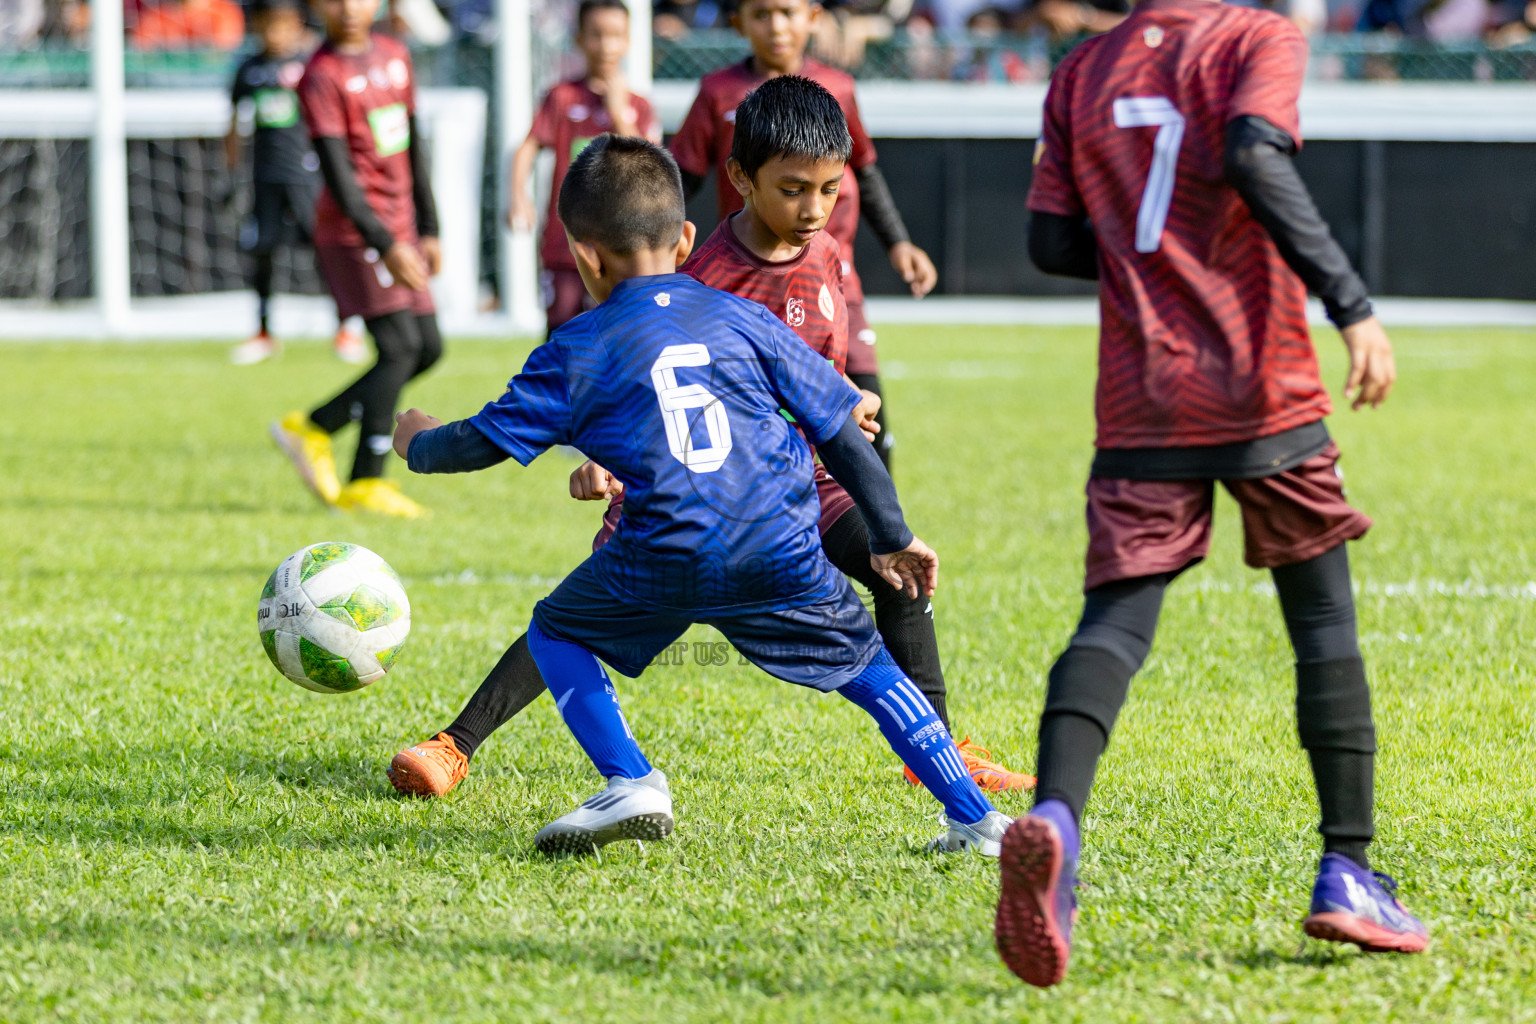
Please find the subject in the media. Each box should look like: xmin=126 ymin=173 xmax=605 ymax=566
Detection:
xmin=732 ymin=0 xmax=819 ymax=71
xmin=318 ymin=0 xmax=378 ymax=45
xmin=258 ymin=7 xmax=306 ymax=56
xmin=729 ymin=152 xmax=845 ymax=248
xmin=576 ymin=7 xmax=629 ymax=79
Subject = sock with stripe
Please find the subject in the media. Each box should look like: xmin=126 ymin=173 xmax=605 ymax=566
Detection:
xmin=839 ymin=652 xmax=994 ymax=825
xmin=526 ymin=619 xmax=652 ymax=781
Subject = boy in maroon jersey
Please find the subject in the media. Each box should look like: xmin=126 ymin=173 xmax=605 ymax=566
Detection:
xmin=669 ymin=0 xmax=938 ymax=472
xmin=268 ymin=0 xmax=442 ymax=519
xmin=386 ymin=79 xmax=1030 ymax=816
xmin=993 ymin=0 xmax=1426 ymax=988
xmin=508 ymin=0 xmax=663 ymax=337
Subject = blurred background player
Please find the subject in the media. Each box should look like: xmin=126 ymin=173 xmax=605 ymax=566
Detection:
xmin=507 ymin=0 xmax=662 ymax=338
xmin=387 ymin=81 xmax=1030 ymax=802
xmin=269 ymin=0 xmax=444 ymax=519
xmin=225 ymin=0 xmax=365 ymax=366
xmin=669 ymin=0 xmax=939 ymax=472
xmin=994 ymin=0 xmax=1427 ymax=989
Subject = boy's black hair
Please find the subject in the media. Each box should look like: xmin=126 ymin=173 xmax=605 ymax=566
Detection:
xmin=558 ymin=134 xmax=685 ymax=254
xmin=729 ymin=75 xmax=852 ymax=181
xmin=251 ymin=0 xmax=305 ymax=17
xmin=577 ymin=0 xmax=630 ymax=29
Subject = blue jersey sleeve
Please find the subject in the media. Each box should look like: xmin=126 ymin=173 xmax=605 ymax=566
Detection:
xmin=751 ymin=306 xmax=860 ymax=445
xmin=467 ymin=340 xmax=573 ymax=466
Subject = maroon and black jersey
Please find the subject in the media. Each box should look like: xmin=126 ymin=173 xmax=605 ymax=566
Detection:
xmin=529 ymin=80 xmax=662 ymax=270
xmin=299 ymin=32 xmax=418 ymax=249
xmin=670 ymin=58 xmax=877 ymax=305
xmin=1028 ymin=0 xmax=1330 ymax=448
xmin=682 ymin=216 xmax=849 ymax=375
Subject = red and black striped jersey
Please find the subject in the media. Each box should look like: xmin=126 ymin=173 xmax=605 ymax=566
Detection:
xmin=682 ymin=217 xmax=849 ymax=376
xmin=1028 ymin=0 xmax=1330 ymax=448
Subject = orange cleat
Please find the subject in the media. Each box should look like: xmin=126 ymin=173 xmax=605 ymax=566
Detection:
xmin=904 ymin=737 xmax=1036 ymax=793
xmin=388 ymin=732 xmax=469 ymax=798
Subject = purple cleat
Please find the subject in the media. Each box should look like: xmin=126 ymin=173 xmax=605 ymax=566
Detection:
xmin=1303 ymin=852 xmax=1429 ymax=953
xmin=995 ymin=799 xmax=1079 ymax=987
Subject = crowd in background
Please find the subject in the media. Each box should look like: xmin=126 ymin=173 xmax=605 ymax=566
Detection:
xmin=1 ymin=0 xmax=1534 ymax=64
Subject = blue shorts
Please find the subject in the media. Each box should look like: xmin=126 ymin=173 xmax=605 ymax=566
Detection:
xmin=530 ymin=557 xmax=883 ymax=692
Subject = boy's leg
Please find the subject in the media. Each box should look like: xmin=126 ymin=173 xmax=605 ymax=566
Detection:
xmin=845 ymin=298 xmax=891 ymax=471
xmin=1271 ymin=543 xmax=1376 ymax=868
xmin=821 ymin=506 xmax=1033 ymax=792
xmin=527 ymin=620 xmax=652 ymax=780
xmin=254 ymin=252 xmax=276 ymax=335
xmin=310 ymin=309 xmax=422 ymax=481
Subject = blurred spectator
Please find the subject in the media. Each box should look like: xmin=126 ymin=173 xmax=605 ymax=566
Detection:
xmin=41 ymin=0 xmax=90 ymax=44
xmin=812 ymin=0 xmax=903 ymax=67
xmin=1489 ymin=0 xmax=1536 ymax=41
xmin=1421 ymin=0 xmax=1490 ymax=39
xmin=1227 ymin=0 xmax=1326 ymax=35
xmin=950 ymin=9 xmax=1038 ymax=80
xmin=1030 ymin=0 xmax=1129 ymax=39
xmin=655 ymin=0 xmax=726 ymax=39
xmin=0 ymin=0 xmax=44 ymax=47
xmin=130 ymin=0 xmax=245 ymax=49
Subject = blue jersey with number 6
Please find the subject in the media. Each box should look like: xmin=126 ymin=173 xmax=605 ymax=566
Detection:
xmin=471 ymin=273 xmax=860 ymax=615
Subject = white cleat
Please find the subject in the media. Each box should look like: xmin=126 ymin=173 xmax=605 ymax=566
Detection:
xmin=927 ymin=809 xmax=1014 ymax=857
xmin=534 ymin=769 xmax=674 ymax=856
xmin=230 ymin=332 xmax=277 ymax=365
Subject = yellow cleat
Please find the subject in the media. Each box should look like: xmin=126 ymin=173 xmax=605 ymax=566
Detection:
xmin=270 ymin=410 xmax=341 ymax=506
xmin=336 ymin=477 xmax=429 ymax=519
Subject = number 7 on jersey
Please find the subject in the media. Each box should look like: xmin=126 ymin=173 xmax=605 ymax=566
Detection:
xmin=1112 ymin=97 xmax=1186 ymax=254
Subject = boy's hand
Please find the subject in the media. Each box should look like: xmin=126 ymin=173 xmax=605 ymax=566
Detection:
xmin=889 ymin=241 xmax=938 ymax=298
xmin=852 ymin=387 xmax=882 ymax=441
xmin=419 ymin=236 xmax=443 ymax=276
xmin=871 ymin=536 xmax=939 ymax=600
xmin=590 ymin=73 xmax=638 ymax=136
xmin=569 ymin=460 xmax=624 ymax=501
xmin=393 ymin=408 xmax=442 ymax=460
xmin=509 ymin=191 xmax=537 ymax=231
xmin=383 ymin=242 xmax=430 ymax=292
xmin=1341 ymin=316 xmax=1396 ymax=410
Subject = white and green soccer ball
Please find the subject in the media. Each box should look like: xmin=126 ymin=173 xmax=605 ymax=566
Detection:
xmin=257 ymin=542 xmax=411 ymax=694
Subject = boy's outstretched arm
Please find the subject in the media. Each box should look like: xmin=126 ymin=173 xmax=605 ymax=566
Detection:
xmin=395 ymin=410 xmax=511 ymax=473
xmin=816 ymin=414 xmax=938 ymax=598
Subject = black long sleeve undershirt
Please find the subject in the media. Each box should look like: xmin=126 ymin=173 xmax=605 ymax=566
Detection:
xmin=312 ymin=136 xmax=395 ymax=253
xmin=407 ymin=114 xmax=439 ymax=239
xmin=680 ymin=169 xmax=707 ymax=202
xmin=313 ymin=117 xmax=439 ymax=253
xmin=1027 ymin=116 xmax=1374 ymax=328
xmin=1223 ymin=115 xmax=1372 ymax=328
xmin=815 ymin=415 xmax=912 ymax=554
xmin=407 ymin=419 xmax=509 ymax=474
xmin=853 ymin=163 xmax=910 ymax=250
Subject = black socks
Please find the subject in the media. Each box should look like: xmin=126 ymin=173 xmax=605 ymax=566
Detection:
xmin=1296 ymin=656 xmax=1375 ymax=869
xmin=1034 ymin=644 xmax=1136 ymax=822
xmin=442 ymin=633 xmax=548 ymax=760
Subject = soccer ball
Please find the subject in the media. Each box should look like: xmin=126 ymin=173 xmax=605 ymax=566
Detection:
xmin=257 ymin=542 xmax=411 ymax=694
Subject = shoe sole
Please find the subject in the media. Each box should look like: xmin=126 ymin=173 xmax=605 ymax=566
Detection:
xmin=995 ymin=816 xmax=1071 ymax=988
xmin=386 ymin=752 xmax=457 ymax=799
xmin=269 ymin=422 xmax=335 ymax=507
xmin=535 ymin=812 xmax=675 ymax=856
xmin=1303 ymin=912 xmax=1429 ymax=953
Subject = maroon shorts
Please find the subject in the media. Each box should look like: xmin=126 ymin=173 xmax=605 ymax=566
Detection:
xmin=316 ymin=243 xmax=435 ymax=321
xmin=541 ymin=267 xmax=592 ymax=331
xmin=844 ymin=298 xmax=880 ymax=376
xmin=590 ymin=466 xmax=856 ymax=553
xmin=1083 ymin=443 xmax=1372 ymax=591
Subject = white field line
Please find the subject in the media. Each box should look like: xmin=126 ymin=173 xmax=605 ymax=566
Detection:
xmin=1186 ymin=578 xmax=1536 ymax=600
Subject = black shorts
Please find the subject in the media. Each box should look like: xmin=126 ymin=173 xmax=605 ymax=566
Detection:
xmin=242 ymin=178 xmax=320 ymax=255
xmin=531 ymin=557 xmax=883 ymax=691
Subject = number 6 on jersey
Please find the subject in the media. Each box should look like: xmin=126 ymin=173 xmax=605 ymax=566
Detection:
xmin=1112 ymin=96 xmax=1185 ymax=254
xmin=650 ymin=343 xmax=733 ymax=473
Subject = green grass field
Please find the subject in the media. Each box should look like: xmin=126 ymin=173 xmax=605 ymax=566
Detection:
xmin=2 ymin=326 xmax=1533 ymax=1022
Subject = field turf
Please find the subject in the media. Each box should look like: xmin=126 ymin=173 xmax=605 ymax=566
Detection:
xmin=1 ymin=326 xmax=1533 ymax=1022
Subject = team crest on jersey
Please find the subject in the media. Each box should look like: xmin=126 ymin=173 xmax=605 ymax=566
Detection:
xmin=1144 ymin=26 xmax=1165 ymax=47
xmin=346 ymin=75 xmax=367 ymax=93
xmin=279 ymin=61 xmax=304 ymax=88
xmin=724 ymin=108 xmax=737 ymax=123
xmin=786 ymin=297 xmax=806 ymax=327
xmin=387 ymin=58 xmax=410 ymax=89
xmin=655 ymin=292 xmax=671 ymax=307
xmin=369 ymin=67 xmax=390 ymax=90
xmin=817 ymin=284 xmax=836 ymax=321
xmin=569 ymin=104 xmax=589 ymax=121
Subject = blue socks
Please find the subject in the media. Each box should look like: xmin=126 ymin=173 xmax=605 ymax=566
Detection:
xmin=527 ymin=620 xmax=652 ymax=781
xmin=840 ymin=655 xmax=995 ymax=825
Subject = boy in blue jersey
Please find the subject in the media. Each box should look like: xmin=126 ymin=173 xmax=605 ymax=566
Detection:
xmin=391 ymin=135 xmax=1012 ymax=855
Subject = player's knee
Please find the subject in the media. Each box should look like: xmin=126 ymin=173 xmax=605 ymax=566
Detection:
xmin=412 ymin=315 xmax=443 ymax=375
xmin=1042 ymin=644 xmax=1135 ymax=739
xmin=1296 ymin=658 xmax=1375 ymax=753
